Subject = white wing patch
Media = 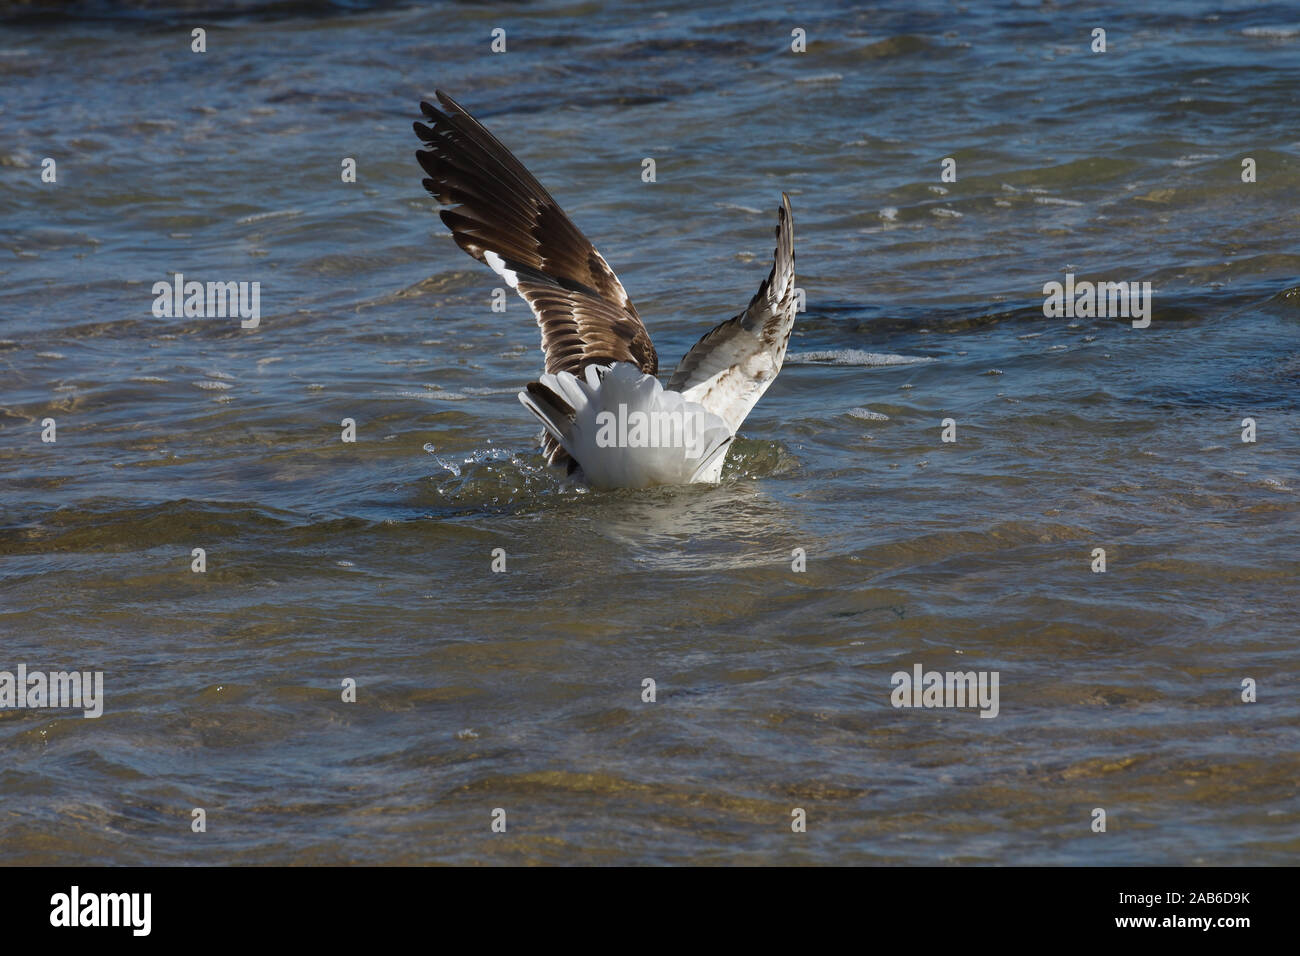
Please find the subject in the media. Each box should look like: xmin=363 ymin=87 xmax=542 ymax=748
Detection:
xmin=482 ymin=249 xmax=520 ymax=290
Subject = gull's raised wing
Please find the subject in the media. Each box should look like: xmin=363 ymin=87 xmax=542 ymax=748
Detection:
xmin=414 ymin=90 xmax=658 ymax=378
xmin=667 ymin=194 xmax=797 ymax=434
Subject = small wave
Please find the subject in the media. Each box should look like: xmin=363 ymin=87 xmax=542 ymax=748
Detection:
xmin=1171 ymin=153 xmax=1220 ymax=167
xmin=1242 ymin=26 xmax=1300 ymax=38
xmin=393 ymin=389 xmax=498 ymax=401
xmin=236 ymin=209 xmax=303 ymax=225
xmin=787 ymin=350 xmax=935 ymax=366
xmin=419 ymin=443 xmax=566 ymax=508
xmin=795 ymin=73 xmax=842 ymax=84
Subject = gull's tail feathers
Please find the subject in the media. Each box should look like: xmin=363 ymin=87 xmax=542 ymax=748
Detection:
xmin=518 ymin=363 xmax=734 ymax=490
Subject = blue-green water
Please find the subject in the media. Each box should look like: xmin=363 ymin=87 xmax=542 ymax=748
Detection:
xmin=1 ymin=0 xmax=1297 ymax=864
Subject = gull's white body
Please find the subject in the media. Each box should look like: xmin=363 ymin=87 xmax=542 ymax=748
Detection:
xmin=519 ymin=363 xmax=734 ymax=489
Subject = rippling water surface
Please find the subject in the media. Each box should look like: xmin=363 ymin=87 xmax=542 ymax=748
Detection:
xmin=1 ymin=0 xmax=1298 ymax=864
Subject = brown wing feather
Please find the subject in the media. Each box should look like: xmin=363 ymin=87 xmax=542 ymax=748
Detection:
xmin=413 ymin=90 xmax=658 ymax=379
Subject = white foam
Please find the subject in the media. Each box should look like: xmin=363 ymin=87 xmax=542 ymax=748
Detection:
xmin=1172 ymin=153 xmax=1220 ymax=167
xmin=847 ymin=407 xmax=890 ymax=421
xmin=786 ymin=350 xmax=935 ymax=366
xmin=1243 ymin=26 xmax=1300 ymax=38
xmin=236 ymin=208 xmax=302 ymax=225
xmin=395 ymin=389 xmax=468 ymax=401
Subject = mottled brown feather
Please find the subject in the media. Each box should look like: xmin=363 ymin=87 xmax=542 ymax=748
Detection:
xmin=413 ymin=90 xmax=658 ymax=384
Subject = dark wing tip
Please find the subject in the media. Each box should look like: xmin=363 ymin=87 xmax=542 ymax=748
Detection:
xmin=435 ymin=89 xmax=462 ymax=113
xmin=437 ymin=207 xmax=468 ymax=231
xmin=415 ymin=148 xmax=439 ymax=177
